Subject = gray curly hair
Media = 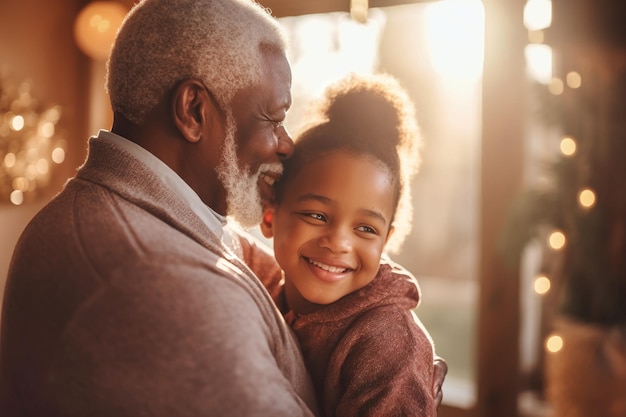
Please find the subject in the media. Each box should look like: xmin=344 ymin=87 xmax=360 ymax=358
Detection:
xmin=106 ymin=0 xmax=287 ymax=125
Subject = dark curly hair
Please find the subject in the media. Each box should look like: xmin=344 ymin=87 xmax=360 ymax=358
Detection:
xmin=276 ymin=73 xmax=422 ymax=253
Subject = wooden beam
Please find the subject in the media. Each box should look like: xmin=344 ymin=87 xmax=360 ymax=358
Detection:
xmin=476 ymin=0 xmax=526 ymax=416
xmin=260 ymin=0 xmax=432 ymax=18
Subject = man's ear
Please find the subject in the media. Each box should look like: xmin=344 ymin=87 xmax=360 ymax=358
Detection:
xmin=260 ymin=205 xmax=275 ymax=238
xmin=171 ymin=79 xmax=213 ymax=143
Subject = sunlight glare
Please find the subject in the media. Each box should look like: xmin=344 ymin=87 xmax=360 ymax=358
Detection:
xmin=424 ymin=0 xmax=484 ymax=80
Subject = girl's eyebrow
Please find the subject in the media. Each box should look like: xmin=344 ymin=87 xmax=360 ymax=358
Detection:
xmin=358 ymin=208 xmax=388 ymax=226
xmin=295 ymin=193 xmax=332 ymax=205
xmin=295 ymin=193 xmax=388 ymax=225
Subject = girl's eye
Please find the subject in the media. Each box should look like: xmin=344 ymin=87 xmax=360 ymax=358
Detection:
xmin=356 ymin=225 xmax=378 ymax=235
xmin=308 ymin=213 xmax=326 ymax=221
xmin=297 ymin=212 xmax=326 ymax=222
xmin=273 ymin=120 xmax=284 ymax=130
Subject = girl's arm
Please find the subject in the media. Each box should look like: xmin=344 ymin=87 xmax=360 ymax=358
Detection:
xmin=232 ymin=227 xmax=284 ymax=304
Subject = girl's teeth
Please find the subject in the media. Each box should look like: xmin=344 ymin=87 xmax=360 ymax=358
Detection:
xmin=309 ymin=259 xmax=346 ymax=273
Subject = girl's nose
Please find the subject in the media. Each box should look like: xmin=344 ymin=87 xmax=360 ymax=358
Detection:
xmin=318 ymin=227 xmax=352 ymax=254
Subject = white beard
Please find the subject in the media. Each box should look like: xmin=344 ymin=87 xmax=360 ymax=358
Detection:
xmin=217 ymin=125 xmax=281 ymax=228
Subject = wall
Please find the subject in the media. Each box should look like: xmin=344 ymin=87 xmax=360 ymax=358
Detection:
xmin=0 ymin=0 xmax=90 ymax=306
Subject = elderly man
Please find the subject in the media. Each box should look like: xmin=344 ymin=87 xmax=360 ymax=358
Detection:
xmin=1 ymin=1 xmax=445 ymax=416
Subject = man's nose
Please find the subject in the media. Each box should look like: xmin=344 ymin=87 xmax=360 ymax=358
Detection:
xmin=276 ymin=125 xmax=294 ymax=159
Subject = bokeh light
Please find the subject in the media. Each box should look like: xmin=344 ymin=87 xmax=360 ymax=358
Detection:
xmin=548 ymin=230 xmax=566 ymax=250
xmin=548 ymin=77 xmax=564 ymax=95
xmin=74 ymin=1 xmax=128 ymax=61
xmin=533 ymin=275 xmax=551 ymax=295
xmin=546 ymin=334 xmax=563 ymax=353
xmin=560 ymin=137 xmax=577 ymax=156
xmin=578 ymin=188 xmax=596 ymax=208
xmin=566 ymin=71 xmax=582 ymax=89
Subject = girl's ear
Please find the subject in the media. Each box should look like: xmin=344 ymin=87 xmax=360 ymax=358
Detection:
xmin=260 ymin=205 xmax=275 ymax=238
xmin=171 ymin=79 xmax=213 ymax=143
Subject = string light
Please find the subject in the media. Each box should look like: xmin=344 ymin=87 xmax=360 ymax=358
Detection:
xmin=548 ymin=230 xmax=566 ymax=250
xmin=560 ymin=136 xmax=577 ymax=156
xmin=533 ymin=274 xmax=551 ymax=295
xmin=546 ymin=334 xmax=563 ymax=353
xmin=0 ymin=76 xmax=66 ymax=205
xmin=578 ymin=188 xmax=596 ymax=209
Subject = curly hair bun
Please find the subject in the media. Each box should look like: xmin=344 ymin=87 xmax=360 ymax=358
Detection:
xmin=320 ymin=73 xmax=418 ymax=157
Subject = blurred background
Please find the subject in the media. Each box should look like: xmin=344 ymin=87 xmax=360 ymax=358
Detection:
xmin=1 ymin=1 xmax=625 ymax=416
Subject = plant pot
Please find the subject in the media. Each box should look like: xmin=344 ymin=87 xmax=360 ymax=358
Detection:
xmin=545 ymin=316 xmax=626 ymax=417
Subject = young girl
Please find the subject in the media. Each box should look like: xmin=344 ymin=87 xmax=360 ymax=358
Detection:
xmin=258 ymin=73 xmax=437 ymax=417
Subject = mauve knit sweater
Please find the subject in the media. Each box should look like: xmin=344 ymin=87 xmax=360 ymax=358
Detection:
xmin=282 ymin=262 xmax=436 ymax=417
xmin=1 ymin=137 xmax=318 ymax=417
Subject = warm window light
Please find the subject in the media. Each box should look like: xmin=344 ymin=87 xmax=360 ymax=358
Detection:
xmin=534 ymin=275 xmax=551 ymax=295
xmin=560 ymin=137 xmax=577 ymax=156
xmin=548 ymin=77 xmax=564 ymax=95
xmin=578 ymin=188 xmax=596 ymax=208
xmin=548 ymin=230 xmax=566 ymax=250
xmin=524 ymin=0 xmax=552 ymax=31
xmin=546 ymin=334 xmax=563 ymax=353
xmin=424 ymin=0 xmax=485 ymax=80
xmin=525 ymin=44 xmax=552 ymax=84
xmin=566 ymin=71 xmax=582 ymax=89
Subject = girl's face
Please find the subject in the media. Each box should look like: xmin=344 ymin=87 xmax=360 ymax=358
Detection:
xmin=269 ymin=150 xmax=396 ymax=314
